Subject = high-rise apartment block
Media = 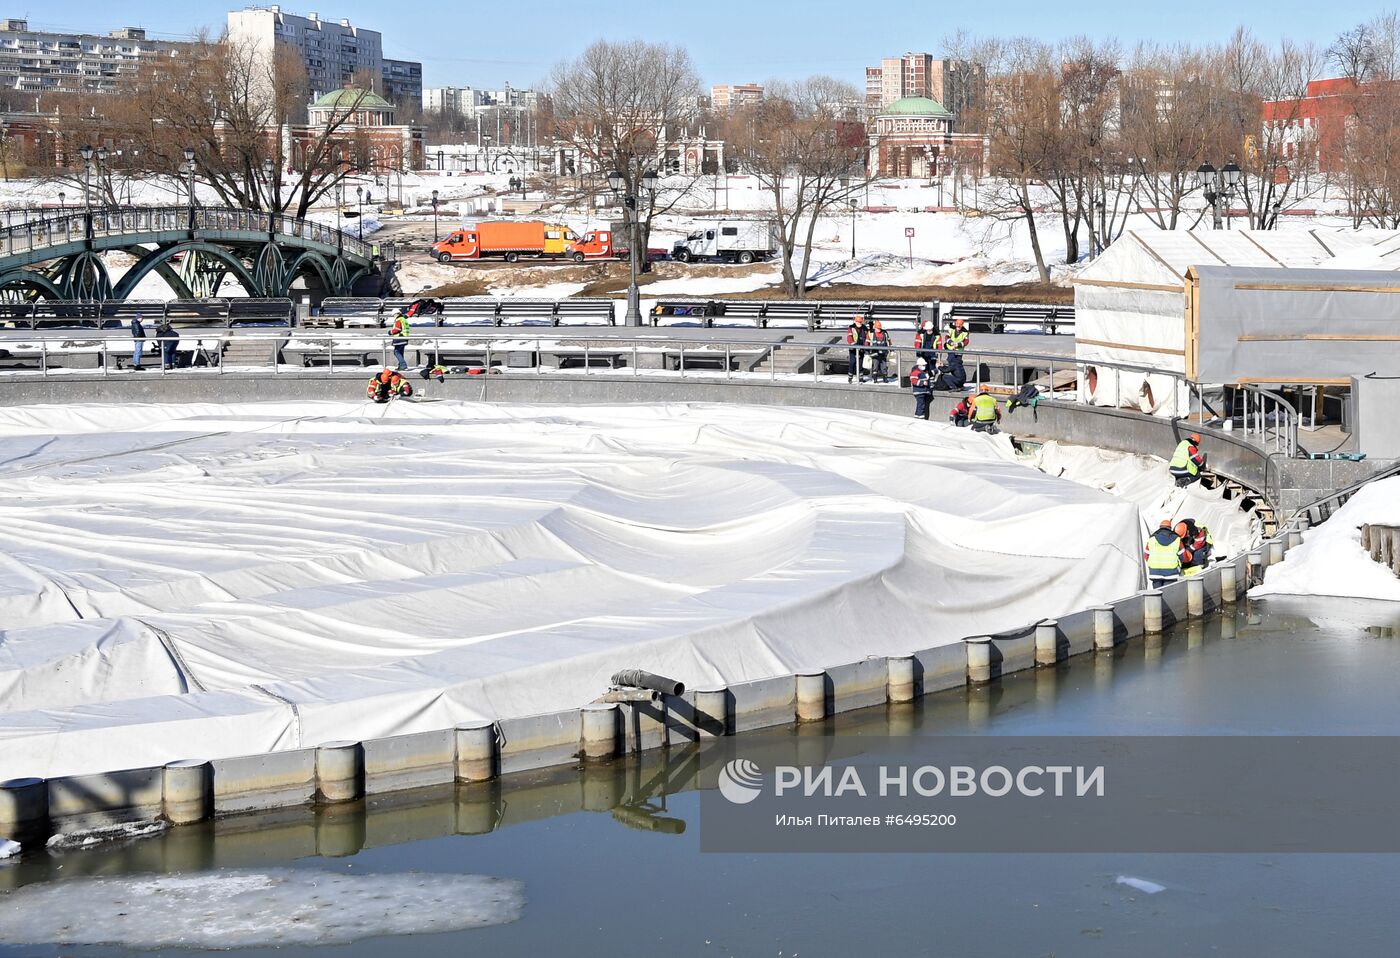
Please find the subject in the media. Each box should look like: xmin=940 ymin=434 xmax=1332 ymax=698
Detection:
xmin=0 ymin=19 xmax=191 ymax=94
xmin=865 ymin=53 xmax=983 ymax=116
xmin=226 ymin=6 xmax=420 ymax=104
xmin=710 ymin=83 xmax=763 ymax=111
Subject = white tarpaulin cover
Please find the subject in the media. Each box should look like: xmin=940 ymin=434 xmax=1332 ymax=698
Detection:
xmin=0 ymin=401 xmax=1146 ymax=779
xmin=1072 ymin=229 xmax=1400 ymax=414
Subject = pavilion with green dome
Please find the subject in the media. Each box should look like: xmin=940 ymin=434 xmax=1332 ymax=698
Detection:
xmin=868 ymin=94 xmax=984 ymax=179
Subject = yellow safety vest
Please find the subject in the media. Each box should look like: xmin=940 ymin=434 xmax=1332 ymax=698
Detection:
xmin=972 ymin=393 xmax=999 ymax=422
xmin=944 ymin=328 xmax=969 ymax=350
xmin=391 ymin=315 xmax=411 ymax=339
xmin=1146 ymin=534 xmax=1183 ymax=575
xmin=1169 ymin=439 xmax=1199 ymax=475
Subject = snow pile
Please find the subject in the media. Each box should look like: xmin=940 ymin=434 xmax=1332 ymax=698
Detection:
xmin=0 ymin=869 xmax=524 ymax=947
xmin=1028 ymin=441 xmax=1260 ymax=559
xmin=46 ymin=820 xmax=169 ymax=852
xmin=0 ymin=402 xmax=1145 ymax=779
xmin=1252 ymin=477 xmax=1400 ymax=602
xmin=0 ymin=838 xmax=18 ymax=861
xmin=1116 ymin=875 xmax=1166 ymax=894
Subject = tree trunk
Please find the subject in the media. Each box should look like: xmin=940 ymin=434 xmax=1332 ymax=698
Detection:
xmin=1021 ymin=182 xmax=1050 ymax=283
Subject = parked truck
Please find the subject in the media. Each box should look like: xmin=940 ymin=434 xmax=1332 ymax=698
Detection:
xmin=565 ymin=223 xmax=670 ymax=263
xmin=671 ymin=220 xmax=775 ymax=264
xmin=432 ymin=221 xmax=576 ymax=263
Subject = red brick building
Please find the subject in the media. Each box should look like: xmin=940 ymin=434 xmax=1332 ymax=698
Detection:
xmin=1261 ymin=77 xmax=1360 ymax=174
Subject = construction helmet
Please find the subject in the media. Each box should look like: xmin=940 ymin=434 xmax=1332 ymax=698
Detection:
xmin=1189 ymin=433 xmax=1202 ymax=444
xmin=1175 ymin=521 xmax=1190 ymax=539
xmin=979 ymin=383 xmax=990 ymax=393
xmin=954 ymin=317 xmax=965 ymax=327
xmin=1159 ymin=519 xmax=1172 ymax=529
xmin=916 ymin=357 xmax=928 ymax=367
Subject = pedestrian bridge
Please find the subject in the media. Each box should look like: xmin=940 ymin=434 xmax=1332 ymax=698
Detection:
xmin=0 ymin=206 xmax=388 ymax=301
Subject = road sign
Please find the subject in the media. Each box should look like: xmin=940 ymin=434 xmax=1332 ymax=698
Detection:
xmin=905 ymin=227 xmax=915 ymax=269
xmin=904 ymin=227 xmax=916 ymax=238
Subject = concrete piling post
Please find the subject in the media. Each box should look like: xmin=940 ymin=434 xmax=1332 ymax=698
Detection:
xmin=886 ymin=656 xmax=916 ymax=703
xmin=795 ymin=671 xmax=828 ymax=722
xmin=1092 ymin=605 xmax=1116 ymax=650
xmin=1143 ymin=590 xmax=1164 ymax=634
xmin=1288 ymin=530 xmax=1303 ymax=550
xmin=162 ymin=760 xmax=212 ymax=825
xmin=0 ymin=777 xmax=48 ymax=834
xmin=966 ymin=637 xmax=994 ymax=684
xmin=580 ymin=704 xmax=620 ymax=760
xmin=1248 ymin=550 xmax=1264 ymax=585
xmin=1298 ymin=513 xmax=1311 ymax=531
xmin=1186 ymin=578 xmax=1205 ymax=618
xmin=1221 ymin=564 xmax=1238 ymax=603
xmin=315 ymin=741 xmax=364 ymax=803
xmin=454 ymin=722 xmax=498 ymax=782
xmin=1035 ymin=619 xmax=1059 ymax=666
xmin=1269 ymin=539 xmax=1286 ymax=565
xmin=693 ymin=688 xmax=731 ymax=737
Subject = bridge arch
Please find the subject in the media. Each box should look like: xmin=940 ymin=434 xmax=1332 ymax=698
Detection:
xmin=112 ymin=242 xmax=261 ymax=300
xmin=0 ymin=270 xmax=65 ymax=301
xmin=281 ymin=250 xmax=337 ymax=298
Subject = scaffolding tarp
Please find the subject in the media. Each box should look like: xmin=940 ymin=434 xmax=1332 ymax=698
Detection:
xmin=1188 ymin=265 xmax=1400 ymax=383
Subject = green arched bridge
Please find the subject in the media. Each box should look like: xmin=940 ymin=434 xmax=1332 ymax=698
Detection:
xmin=0 ymin=206 xmax=389 ymax=301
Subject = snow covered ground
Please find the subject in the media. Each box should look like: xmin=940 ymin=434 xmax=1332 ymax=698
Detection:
xmin=1252 ymin=477 xmax=1400 ymax=603
xmin=0 ymin=400 xmax=1146 ymax=779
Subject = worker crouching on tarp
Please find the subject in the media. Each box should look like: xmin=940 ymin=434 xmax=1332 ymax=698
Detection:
xmin=1177 ymin=519 xmax=1215 ymax=575
xmin=367 ymin=368 xmax=414 ymax=403
xmin=949 ymin=395 xmax=972 ymax=427
xmin=970 ymin=384 xmax=1001 ymax=434
xmin=1169 ymin=432 xmax=1206 ymax=486
xmin=910 ymin=357 xmax=932 ymax=419
xmin=1144 ymin=519 xmax=1185 ymax=587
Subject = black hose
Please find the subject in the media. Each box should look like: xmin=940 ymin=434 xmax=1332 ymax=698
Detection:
xmin=610 ymin=669 xmax=685 ymax=697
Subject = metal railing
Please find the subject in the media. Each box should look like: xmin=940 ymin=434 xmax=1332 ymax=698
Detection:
xmin=0 ymin=206 xmax=373 ymax=260
xmin=1280 ymin=459 xmax=1400 ymax=532
xmin=1238 ymin=385 xmax=1299 ymax=459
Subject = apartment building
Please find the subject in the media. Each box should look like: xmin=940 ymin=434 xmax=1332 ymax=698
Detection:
xmin=710 ymin=83 xmax=763 ymax=111
xmin=865 ymin=53 xmax=984 ymax=117
xmin=0 ymin=19 xmax=190 ymax=94
xmin=226 ymin=6 xmax=420 ymax=105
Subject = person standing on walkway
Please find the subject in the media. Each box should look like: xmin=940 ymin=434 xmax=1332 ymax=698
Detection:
xmin=156 ymin=318 xmax=180 ymax=370
xmin=129 ymin=313 xmax=146 ymax=371
xmin=1144 ymin=519 xmax=1185 ymax=587
xmin=938 ymin=317 xmax=969 ymax=389
xmin=1169 ymin=433 xmax=1206 ymax=486
xmin=868 ymin=320 xmax=892 ymax=383
xmin=845 ymin=315 xmax=868 ymax=384
xmin=910 ymin=357 xmax=932 ymax=419
xmin=389 ymin=309 xmax=412 ymax=371
xmin=913 ymin=319 xmax=939 ymax=365
xmin=970 ymin=384 xmax=1001 ymax=434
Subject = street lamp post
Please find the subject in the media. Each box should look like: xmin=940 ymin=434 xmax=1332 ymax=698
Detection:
xmin=356 ymin=185 xmax=363 ymax=236
xmin=79 ymin=144 xmax=93 ymax=214
xmin=262 ymin=157 xmax=275 ymax=234
xmin=607 ymin=168 xmax=658 ymax=327
xmin=483 ymin=135 xmax=492 ymax=173
xmin=57 ymin=191 xmax=64 ymax=212
xmin=849 ymin=200 xmax=858 ymax=261
xmin=183 ymin=146 xmax=196 ymax=231
xmin=1195 ymin=160 xmax=1241 ymax=230
xmin=431 ymin=189 xmax=440 ymax=242
xmin=95 ymin=146 xmax=107 ymax=208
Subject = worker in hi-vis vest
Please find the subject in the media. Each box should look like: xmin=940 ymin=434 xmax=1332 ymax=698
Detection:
xmin=389 ymin=311 xmax=412 ymax=371
xmin=1169 ymin=432 xmax=1206 ymax=486
xmin=970 ymin=384 xmax=1001 ymax=434
xmin=1144 ymin=519 xmax=1185 ymax=586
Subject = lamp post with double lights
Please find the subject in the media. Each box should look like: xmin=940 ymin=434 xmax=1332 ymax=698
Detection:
xmin=607 ymin=167 xmax=658 ymax=327
xmin=1195 ymin=160 xmax=1241 ymax=230
xmin=483 ymin=135 xmax=492 ymax=172
xmin=262 ymin=158 xmax=276 ymax=235
xmin=182 ymin=146 xmax=197 ymax=232
xmin=431 ymin=189 xmax=439 ymax=242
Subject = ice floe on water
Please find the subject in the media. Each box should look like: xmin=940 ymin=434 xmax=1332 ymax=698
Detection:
xmin=0 ymin=838 xmax=18 ymax=861
xmin=46 ymin=819 xmax=169 ymax=852
xmin=1115 ymin=875 xmax=1166 ymax=894
xmin=0 ymin=868 xmax=525 ymax=948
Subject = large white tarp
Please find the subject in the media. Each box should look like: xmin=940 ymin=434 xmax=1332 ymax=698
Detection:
xmin=0 ymin=401 xmax=1146 ymax=779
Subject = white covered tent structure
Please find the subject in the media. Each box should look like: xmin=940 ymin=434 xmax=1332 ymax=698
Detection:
xmin=1072 ymin=228 xmax=1400 ymax=416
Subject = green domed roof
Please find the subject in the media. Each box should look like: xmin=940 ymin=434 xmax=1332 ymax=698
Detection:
xmin=883 ymin=96 xmax=952 ymax=117
xmin=311 ymin=87 xmax=393 ymax=111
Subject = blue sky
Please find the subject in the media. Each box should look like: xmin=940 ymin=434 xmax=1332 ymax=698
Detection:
xmin=37 ymin=0 xmax=1391 ymax=88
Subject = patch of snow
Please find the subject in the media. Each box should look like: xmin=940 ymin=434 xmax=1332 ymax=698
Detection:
xmin=46 ymin=819 xmax=170 ymax=852
xmin=0 ymin=868 xmax=525 ymax=948
xmin=1116 ymin=875 xmax=1166 ymax=894
xmin=1251 ymin=477 xmax=1400 ymax=602
xmin=0 ymin=838 xmax=18 ymax=860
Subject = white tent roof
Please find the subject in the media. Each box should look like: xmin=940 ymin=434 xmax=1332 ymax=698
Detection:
xmin=1315 ymin=233 xmax=1400 ymax=271
xmin=1075 ymin=228 xmax=1400 ymax=290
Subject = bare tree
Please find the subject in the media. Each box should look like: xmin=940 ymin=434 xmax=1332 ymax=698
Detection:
xmin=725 ymin=76 xmax=867 ymax=297
xmin=548 ymin=39 xmax=703 ymax=269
